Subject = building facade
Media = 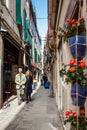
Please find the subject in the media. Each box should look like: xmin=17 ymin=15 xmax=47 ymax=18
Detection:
xmin=47 ymin=0 xmax=87 ymax=129
xmin=30 ymin=1 xmax=42 ymax=80
xmin=0 ymin=0 xmax=41 ymax=108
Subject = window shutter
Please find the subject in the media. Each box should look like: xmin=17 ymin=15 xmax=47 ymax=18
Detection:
xmin=16 ymin=0 xmax=21 ymax=24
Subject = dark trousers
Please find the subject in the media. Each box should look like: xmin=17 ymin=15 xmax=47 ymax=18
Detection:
xmin=26 ymin=91 xmax=31 ymax=101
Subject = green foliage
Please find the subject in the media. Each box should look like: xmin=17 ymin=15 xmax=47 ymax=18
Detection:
xmin=60 ymin=60 xmax=87 ymax=87
xmin=57 ymin=17 xmax=86 ymax=42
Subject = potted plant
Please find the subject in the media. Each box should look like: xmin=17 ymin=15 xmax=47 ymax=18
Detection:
xmin=64 ymin=110 xmax=87 ymax=130
xmin=60 ymin=59 xmax=87 ymax=106
xmin=57 ymin=17 xmax=86 ymax=58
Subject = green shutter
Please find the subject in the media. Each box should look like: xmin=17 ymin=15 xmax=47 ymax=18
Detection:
xmin=46 ymin=57 xmax=49 ymax=64
xmin=40 ymin=39 xmax=42 ymax=45
xmin=39 ymin=56 xmax=40 ymax=62
xmin=16 ymin=0 xmax=21 ymax=24
xmin=37 ymin=55 xmax=39 ymax=62
xmin=23 ymin=9 xmax=27 ymax=39
xmin=26 ymin=19 xmax=30 ymax=29
xmin=23 ymin=9 xmax=32 ymax=45
xmin=38 ymin=55 xmax=40 ymax=62
xmin=34 ymin=48 xmax=37 ymax=62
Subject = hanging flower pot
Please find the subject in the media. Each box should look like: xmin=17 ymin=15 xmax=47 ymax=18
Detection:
xmin=71 ymin=84 xmax=87 ymax=106
xmin=57 ymin=18 xmax=86 ymax=58
xmin=60 ymin=59 xmax=87 ymax=106
xmin=68 ymin=35 xmax=86 ymax=58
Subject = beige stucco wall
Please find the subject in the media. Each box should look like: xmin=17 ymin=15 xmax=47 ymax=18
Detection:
xmin=2 ymin=5 xmax=20 ymax=37
xmin=52 ymin=0 xmax=87 ymax=129
xmin=58 ymin=0 xmax=70 ymax=26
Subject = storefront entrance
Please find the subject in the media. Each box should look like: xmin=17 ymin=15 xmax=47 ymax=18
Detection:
xmin=3 ymin=38 xmax=19 ymax=102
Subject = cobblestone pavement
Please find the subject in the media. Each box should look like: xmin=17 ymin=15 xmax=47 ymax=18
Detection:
xmin=6 ymin=87 xmax=62 ymax=130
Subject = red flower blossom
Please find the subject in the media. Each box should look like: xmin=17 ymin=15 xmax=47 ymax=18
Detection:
xmin=79 ymin=60 xmax=85 ymax=63
xmin=79 ymin=62 xmax=85 ymax=67
xmin=79 ymin=60 xmax=86 ymax=67
xmin=66 ymin=19 xmax=71 ymax=23
xmin=80 ymin=110 xmax=85 ymax=114
xmin=73 ymin=112 xmax=77 ymax=117
xmin=72 ymin=24 xmax=76 ymax=28
xmin=75 ymin=21 xmax=78 ymax=25
xmin=69 ymin=67 xmax=76 ymax=72
xmin=70 ymin=59 xmax=76 ymax=65
xmin=71 ymin=19 xmax=76 ymax=24
xmin=57 ymin=33 xmax=61 ymax=37
xmin=69 ymin=110 xmax=73 ymax=115
xmin=64 ymin=110 xmax=87 ymax=129
xmin=65 ymin=110 xmax=73 ymax=116
xmin=65 ymin=111 xmax=70 ymax=116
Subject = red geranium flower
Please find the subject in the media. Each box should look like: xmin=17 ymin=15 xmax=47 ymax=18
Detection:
xmin=72 ymin=24 xmax=76 ymax=28
xmin=70 ymin=59 xmax=76 ymax=65
xmin=79 ymin=60 xmax=86 ymax=67
xmin=71 ymin=19 xmax=76 ymax=24
xmin=80 ymin=110 xmax=85 ymax=114
xmin=79 ymin=62 xmax=86 ymax=67
xmin=73 ymin=112 xmax=77 ymax=117
xmin=69 ymin=67 xmax=76 ymax=72
xmin=65 ymin=111 xmax=70 ymax=116
xmin=69 ymin=110 xmax=73 ymax=114
xmin=75 ymin=21 xmax=78 ymax=25
xmin=64 ymin=110 xmax=87 ymax=129
xmin=57 ymin=33 xmax=61 ymax=37
xmin=79 ymin=60 xmax=85 ymax=63
xmin=66 ymin=19 xmax=71 ymax=23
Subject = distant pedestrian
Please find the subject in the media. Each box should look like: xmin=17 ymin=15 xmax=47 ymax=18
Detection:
xmin=32 ymin=78 xmax=37 ymax=89
xmin=15 ymin=67 xmax=26 ymax=105
xmin=25 ymin=70 xmax=33 ymax=104
xmin=40 ymin=74 xmax=43 ymax=86
xmin=43 ymin=74 xmax=48 ymax=87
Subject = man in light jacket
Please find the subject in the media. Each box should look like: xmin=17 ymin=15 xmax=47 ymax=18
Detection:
xmin=15 ymin=67 xmax=26 ymax=105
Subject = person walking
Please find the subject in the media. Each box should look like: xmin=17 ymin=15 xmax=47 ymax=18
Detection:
xmin=43 ymin=74 xmax=48 ymax=87
xmin=25 ymin=70 xmax=33 ymax=104
xmin=40 ymin=74 xmax=43 ymax=86
xmin=15 ymin=67 xmax=26 ymax=105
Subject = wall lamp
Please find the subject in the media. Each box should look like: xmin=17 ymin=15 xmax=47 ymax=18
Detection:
xmin=0 ymin=27 xmax=7 ymax=33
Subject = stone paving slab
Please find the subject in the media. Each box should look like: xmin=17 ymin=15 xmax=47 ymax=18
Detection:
xmin=5 ymin=86 xmax=62 ymax=130
xmin=0 ymin=85 xmax=40 ymax=130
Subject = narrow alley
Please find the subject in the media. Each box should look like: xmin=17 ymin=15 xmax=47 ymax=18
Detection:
xmin=0 ymin=0 xmax=87 ymax=130
xmin=5 ymin=87 xmax=62 ymax=130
